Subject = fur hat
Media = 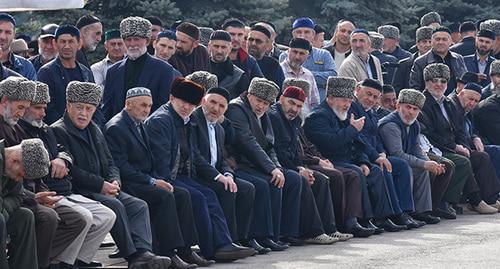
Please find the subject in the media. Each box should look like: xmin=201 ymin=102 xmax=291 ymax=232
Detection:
xmin=420 ymin=12 xmax=441 ymax=27
xmin=490 ymin=60 xmax=500 ymax=76
xmin=32 ymin=81 xmax=50 ymax=105
xmin=198 ymin=27 xmax=214 ymax=46
xmin=0 ymin=77 xmax=36 ymax=102
xmin=248 ymin=77 xmax=279 ymax=103
xmin=478 ymin=29 xmax=496 ymax=40
xmin=171 ymin=77 xmax=205 ymax=105
xmin=66 ymin=81 xmax=102 ymax=106
xmin=398 ymin=89 xmax=426 ymax=109
xmin=480 ymin=19 xmax=500 ymax=36
xmin=282 ymin=86 xmax=306 ymax=102
xmin=185 ymin=71 xmax=218 ymax=90
xmin=120 ymin=16 xmax=152 ymax=39
xmin=126 ymin=87 xmax=151 ymax=99
xmin=416 ymin=26 xmax=433 ymax=42
xmin=326 ymin=76 xmax=356 ymax=99
xmin=21 ymin=138 xmax=50 ymax=179
xmin=369 ymin=31 xmax=384 ymax=50
xmin=423 ymin=63 xmax=450 ymax=81
xmin=378 ymin=25 xmax=399 ymax=39
xmin=282 ymin=78 xmax=311 ymax=98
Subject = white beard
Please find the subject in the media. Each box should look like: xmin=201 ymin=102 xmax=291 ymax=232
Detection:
xmin=127 ymin=46 xmax=147 ymax=60
xmin=3 ymin=106 xmax=17 ymax=126
xmin=333 ymin=108 xmax=348 ymax=121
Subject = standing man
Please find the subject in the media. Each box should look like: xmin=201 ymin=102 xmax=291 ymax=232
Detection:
xmin=145 ymin=16 xmax=163 ymax=55
xmin=75 ymin=14 xmax=102 ymax=68
xmin=37 ymin=25 xmax=95 ymax=125
xmin=369 ymin=32 xmax=398 ymax=84
xmin=324 ymin=19 xmax=355 ymax=69
xmin=29 ymin=23 xmax=59 ymax=72
xmin=378 ymin=25 xmax=412 ymax=61
xmin=91 ymin=29 xmax=126 ymax=88
xmin=0 ymin=13 xmax=36 ymax=80
xmin=103 ymin=16 xmax=176 ymax=122
xmin=450 ymin=21 xmax=477 ymax=57
xmin=480 ymin=20 xmax=500 ymax=59
xmin=463 ymin=29 xmax=496 ymax=87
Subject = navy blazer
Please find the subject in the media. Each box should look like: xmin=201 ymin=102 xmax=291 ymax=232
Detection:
xmin=349 ymin=100 xmax=384 ymax=162
xmin=102 ymin=54 xmax=175 ymax=122
xmin=104 ymin=109 xmax=155 ymax=187
xmin=463 ymin=54 xmax=495 ymax=87
xmin=303 ymin=101 xmax=370 ymax=166
xmin=450 ymin=36 xmax=476 ymax=57
xmin=144 ymin=103 xmax=220 ymax=181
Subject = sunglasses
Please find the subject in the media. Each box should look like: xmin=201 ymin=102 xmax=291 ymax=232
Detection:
xmin=431 ymin=78 xmax=448 ymax=84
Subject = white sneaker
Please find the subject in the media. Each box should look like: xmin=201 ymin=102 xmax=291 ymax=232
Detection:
xmin=329 ymin=231 xmax=353 ymax=241
xmin=488 ymin=200 xmax=500 ymax=212
xmin=468 ymin=201 xmax=498 ymax=214
xmin=304 ymin=233 xmax=339 ymax=245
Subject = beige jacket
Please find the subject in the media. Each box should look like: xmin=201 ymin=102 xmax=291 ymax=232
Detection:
xmin=338 ymin=53 xmax=384 ymax=84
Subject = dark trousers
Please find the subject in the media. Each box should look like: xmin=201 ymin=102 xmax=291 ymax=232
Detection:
xmin=334 ymin=162 xmax=394 ymax=219
xmin=235 ymin=170 xmax=277 ymax=239
xmin=309 ymin=172 xmax=337 ymax=235
xmin=469 ymin=151 xmax=500 ymax=204
xmin=200 ymin=177 xmax=255 ymax=242
xmin=6 ymin=207 xmax=38 ymax=269
xmin=173 ymin=177 xmax=232 ymax=259
xmin=309 ymin=165 xmax=363 ymax=227
xmin=88 ymin=191 xmax=152 ymax=259
xmin=124 ymin=183 xmax=197 ymax=256
xmin=485 ymin=145 xmax=500 ymax=178
xmin=440 ymin=153 xmax=470 ymax=204
xmin=428 ymin=154 xmax=456 ymax=206
xmin=386 ymin=156 xmax=415 ymax=213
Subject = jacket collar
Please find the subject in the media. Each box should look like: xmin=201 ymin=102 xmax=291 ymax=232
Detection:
xmin=62 ymin=113 xmax=97 ymax=144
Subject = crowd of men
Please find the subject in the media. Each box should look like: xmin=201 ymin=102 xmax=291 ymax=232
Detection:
xmin=0 ymin=9 xmax=500 ymax=269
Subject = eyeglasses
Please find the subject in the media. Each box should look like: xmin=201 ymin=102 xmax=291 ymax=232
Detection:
xmin=247 ymin=37 xmax=264 ymax=45
xmin=431 ymin=78 xmax=448 ymax=84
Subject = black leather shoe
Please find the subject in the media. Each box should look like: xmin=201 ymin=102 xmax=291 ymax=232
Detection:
xmin=361 ymin=220 xmax=384 ymax=234
xmin=108 ymin=247 xmax=123 ymax=259
xmin=391 ymin=213 xmax=419 ymax=229
xmin=76 ymin=260 xmax=103 ymax=268
xmin=213 ymin=243 xmax=255 ymax=261
xmin=280 ymin=236 xmax=305 ymax=246
xmin=180 ymin=251 xmax=214 ymax=267
xmin=169 ymin=254 xmax=197 ymax=269
xmin=374 ymin=218 xmax=407 ymax=232
xmin=256 ymin=238 xmax=289 ymax=251
xmin=433 ymin=207 xmax=457 ymax=219
xmin=412 ymin=212 xmax=441 ymax=224
xmin=345 ymin=222 xmax=375 ymax=238
xmin=130 ymin=251 xmax=172 ymax=269
xmin=241 ymin=239 xmax=271 ymax=254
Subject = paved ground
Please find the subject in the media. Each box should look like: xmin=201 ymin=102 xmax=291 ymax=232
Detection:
xmin=97 ymin=209 xmax=500 ymax=269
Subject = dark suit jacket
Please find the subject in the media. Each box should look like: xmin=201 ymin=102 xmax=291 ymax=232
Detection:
xmin=464 ymin=54 xmax=496 ymax=87
xmin=371 ymin=51 xmax=398 ymax=86
xmin=349 ymin=101 xmax=384 ymax=162
xmin=450 ymin=36 xmax=476 ymax=57
xmin=51 ymin=114 xmax=120 ymax=195
xmin=102 ymin=54 xmax=175 ymax=122
xmin=473 ymin=93 xmax=500 ymax=145
xmin=393 ymin=53 xmax=416 ymax=92
xmin=225 ymin=93 xmax=280 ymax=175
xmin=191 ymin=107 xmax=233 ymax=176
xmin=104 ymin=109 xmax=155 ymax=188
xmin=144 ymin=103 xmax=220 ymax=181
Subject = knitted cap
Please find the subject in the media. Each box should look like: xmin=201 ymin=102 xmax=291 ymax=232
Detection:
xmin=289 ymin=37 xmax=311 ymax=52
xmin=171 ymin=77 xmax=205 ymax=105
xmin=463 ymin=83 xmax=482 ymax=95
xmin=398 ymin=89 xmax=426 ymax=109
xmin=209 ymin=30 xmax=231 ymax=42
xmin=477 ymin=29 xmax=496 ymax=40
xmin=360 ymin=78 xmax=382 ymax=91
xmin=432 ymin=26 xmax=451 ymax=35
xmin=251 ymin=25 xmax=271 ymax=39
xmin=21 ymin=138 xmax=50 ymax=179
xmin=185 ymin=71 xmax=218 ymax=90
xmin=75 ymin=14 xmax=100 ymax=29
xmin=176 ymin=22 xmax=200 ymax=40
xmin=490 ymin=60 xmax=500 ymax=76
xmin=480 ymin=19 xmax=500 ymax=36
xmin=206 ymin=87 xmax=231 ymax=103
xmin=66 ymin=81 xmax=102 ymax=106
xmin=378 ymin=25 xmax=399 ymax=39
xmin=292 ymin=17 xmax=315 ymax=30
xmin=369 ymin=31 xmax=384 ymax=50
xmin=282 ymin=78 xmax=311 ymax=98
xmin=424 ymin=63 xmax=450 ymax=81
xmin=0 ymin=77 xmax=36 ymax=102
xmin=55 ymin=25 xmax=80 ymax=40
xmin=416 ymin=26 xmax=433 ymax=42
xmin=457 ymin=72 xmax=480 ymax=84
xmin=326 ymin=76 xmax=356 ymax=99
xmin=157 ymin=30 xmax=177 ymax=41
xmin=104 ymin=29 xmax=121 ymax=41
xmin=126 ymin=87 xmax=151 ymax=99
xmin=248 ymin=77 xmax=279 ymax=103
xmin=120 ymin=16 xmax=152 ymax=39
xmin=382 ymin=85 xmax=395 ymax=94
xmin=420 ymin=12 xmax=441 ymax=27
xmin=32 ymin=81 xmax=50 ymax=105
xmin=0 ymin=13 xmax=16 ymax=26
xmin=282 ymin=86 xmax=306 ymax=102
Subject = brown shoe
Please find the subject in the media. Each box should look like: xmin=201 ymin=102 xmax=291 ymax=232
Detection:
xmin=180 ymin=251 xmax=215 ymax=267
xmin=468 ymin=201 xmax=498 ymax=214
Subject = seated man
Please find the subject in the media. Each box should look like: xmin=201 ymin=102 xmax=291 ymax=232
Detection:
xmin=105 ymin=87 xmax=212 ymax=268
xmin=379 ymin=89 xmax=455 ymax=220
xmin=225 ymin=78 xmax=302 ymax=250
xmin=418 ymin=63 xmax=499 ymax=214
xmin=19 ymin=81 xmax=116 ymax=268
xmin=145 ymin=78 xmax=255 ymax=261
xmin=304 ymin=76 xmax=401 ymax=234
xmin=350 ymin=79 xmax=431 ymax=227
xmin=51 ymin=81 xmax=172 ymax=269
xmin=0 ymin=138 xmax=49 ymax=269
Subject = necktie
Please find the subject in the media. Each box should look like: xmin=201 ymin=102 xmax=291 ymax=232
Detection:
xmin=208 ymin=122 xmax=217 ymax=167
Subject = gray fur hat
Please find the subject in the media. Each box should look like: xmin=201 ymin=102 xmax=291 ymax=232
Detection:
xmin=378 ymin=25 xmax=399 ymax=39
xmin=126 ymin=87 xmax=151 ymax=99
xmin=326 ymin=76 xmax=356 ymax=99
xmin=120 ymin=16 xmax=152 ymax=39
xmin=198 ymin=27 xmax=214 ymax=46
xmin=282 ymin=78 xmax=311 ymax=98
xmin=416 ymin=26 xmax=434 ymax=42
xmin=0 ymin=77 xmax=36 ymax=102
xmin=32 ymin=81 xmax=50 ymax=105
xmin=66 ymin=81 xmax=102 ymax=106
xmin=369 ymin=31 xmax=384 ymax=50
xmin=420 ymin=12 xmax=441 ymax=27
xmin=423 ymin=63 xmax=450 ymax=81
xmin=398 ymin=89 xmax=426 ymax=109
xmin=248 ymin=77 xmax=279 ymax=103
xmin=490 ymin=60 xmax=500 ymax=76
xmin=21 ymin=138 xmax=50 ymax=179
xmin=185 ymin=71 xmax=218 ymax=90
xmin=480 ymin=19 xmax=500 ymax=36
